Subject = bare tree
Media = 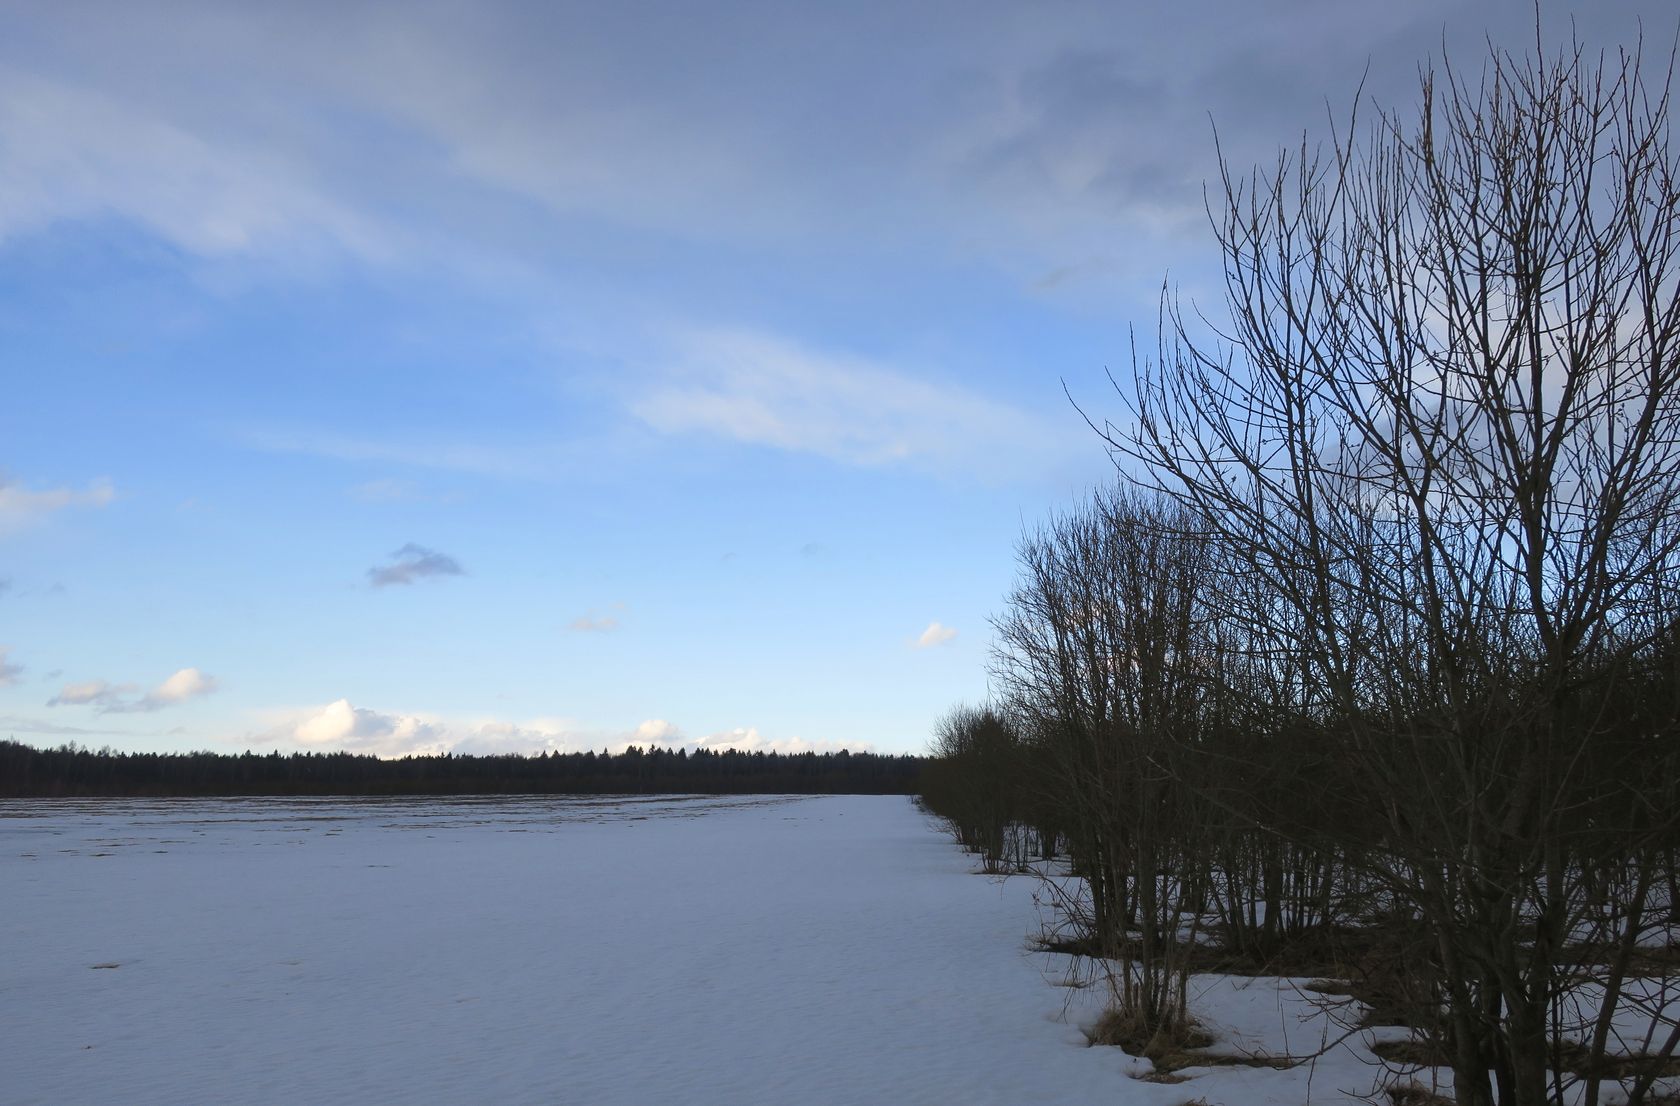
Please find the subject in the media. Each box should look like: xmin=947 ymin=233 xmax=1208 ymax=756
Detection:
xmin=1116 ymin=34 xmax=1680 ymax=1106
xmin=992 ymin=486 xmax=1221 ymax=1051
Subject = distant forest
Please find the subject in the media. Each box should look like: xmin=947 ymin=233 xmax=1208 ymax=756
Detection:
xmin=0 ymin=740 xmax=922 ymax=798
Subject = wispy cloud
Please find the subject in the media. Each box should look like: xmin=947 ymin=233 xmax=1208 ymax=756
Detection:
xmin=913 ymin=621 xmax=958 ymax=649
xmin=241 ymin=427 xmax=543 ymax=480
xmin=346 ymin=478 xmax=464 ymax=505
xmin=0 ymin=646 xmax=23 ymax=687
xmin=0 ymin=714 xmax=129 ymax=737
xmin=348 ymin=478 xmax=417 ymax=503
xmin=633 ymin=329 xmax=1066 ymax=478
xmin=0 ymin=66 xmax=388 ymax=260
xmin=0 ymin=475 xmax=114 ymax=533
xmin=47 ymin=679 xmax=135 ymax=709
xmin=48 ymin=668 xmax=219 ymax=713
xmin=569 ymin=613 xmax=620 ymax=633
xmin=368 ymin=543 xmax=465 ymax=588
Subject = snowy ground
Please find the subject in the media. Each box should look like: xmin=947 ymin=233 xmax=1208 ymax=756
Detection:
xmin=0 ymin=795 xmax=1480 ymax=1103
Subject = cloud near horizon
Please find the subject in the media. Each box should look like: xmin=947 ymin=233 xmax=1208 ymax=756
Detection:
xmin=368 ymin=543 xmax=466 ymax=588
xmin=289 ymin=699 xmax=451 ymax=757
xmin=693 ymin=726 xmax=867 ymax=755
xmin=254 ymin=701 xmax=865 ymax=758
xmin=270 ymin=700 xmax=633 ymax=758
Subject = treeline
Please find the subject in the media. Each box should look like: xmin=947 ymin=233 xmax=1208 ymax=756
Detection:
xmin=0 ymin=739 xmax=921 ymax=798
xmin=925 ymin=41 xmax=1680 ymax=1106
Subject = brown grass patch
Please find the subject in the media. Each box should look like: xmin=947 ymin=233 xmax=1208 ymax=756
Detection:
xmin=1086 ymin=1007 xmax=1213 ymax=1060
xmin=1085 ymin=1006 xmax=1306 ymax=1074
xmin=1371 ymin=1037 xmax=1449 ymax=1068
xmin=1385 ymin=1083 xmax=1454 ymax=1106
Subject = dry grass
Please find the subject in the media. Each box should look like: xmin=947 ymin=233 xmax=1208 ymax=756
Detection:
xmin=1085 ymin=1005 xmax=1304 ymax=1076
xmin=1384 ymin=1083 xmax=1455 ymax=1106
xmin=1086 ymin=1006 xmax=1214 ymax=1058
xmin=1370 ymin=1038 xmax=1449 ymax=1068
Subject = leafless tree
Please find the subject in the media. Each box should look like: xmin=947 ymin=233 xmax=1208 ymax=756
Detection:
xmin=992 ymin=486 xmax=1222 ymax=1049
xmin=1114 ymin=34 xmax=1680 ymax=1106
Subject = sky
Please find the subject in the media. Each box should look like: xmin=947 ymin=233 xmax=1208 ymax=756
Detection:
xmin=0 ymin=0 xmax=1666 ymax=757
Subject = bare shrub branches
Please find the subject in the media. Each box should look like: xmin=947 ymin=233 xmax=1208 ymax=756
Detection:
xmin=1112 ymin=34 xmax=1680 ymax=1106
xmin=928 ymin=30 xmax=1680 ymax=1106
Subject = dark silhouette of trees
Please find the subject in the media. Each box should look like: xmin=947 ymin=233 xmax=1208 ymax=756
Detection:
xmin=921 ymin=704 xmax=1027 ymax=871
xmin=0 ymin=739 xmax=920 ymax=798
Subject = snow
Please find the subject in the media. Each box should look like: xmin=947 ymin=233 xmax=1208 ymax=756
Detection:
xmin=0 ymin=794 xmax=1581 ymax=1104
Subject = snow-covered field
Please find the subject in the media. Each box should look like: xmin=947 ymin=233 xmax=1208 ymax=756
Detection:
xmin=5 ymin=794 xmax=1437 ymax=1104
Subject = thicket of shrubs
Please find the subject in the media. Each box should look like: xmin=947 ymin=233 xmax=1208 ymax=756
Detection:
xmin=924 ymin=38 xmax=1680 ymax=1106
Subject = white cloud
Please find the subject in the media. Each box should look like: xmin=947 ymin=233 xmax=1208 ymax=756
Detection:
xmin=246 ymin=703 xmax=866 ymax=759
xmin=147 ymin=667 xmax=219 ymax=705
xmin=266 ymin=701 xmax=618 ymax=759
xmin=0 ymin=475 xmax=114 ymax=533
xmin=47 ymin=667 xmax=219 ymax=713
xmin=289 ymin=698 xmax=450 ymax=756
xmin=447 ymin=718 xmax=583 ymax=757
xmin=449 ymin=716 xmax=681 ymax=757
xmin=569 ymin=613 xmax=619 ymax=633
xmin=264 ymin=702 xmax=610 ymax=759
xmin=693 ymin=725 xmax=869 ymax=755
xmin=634 ymin=719 xmax=680 ymax=744
xmin=633 ymin=329 xmax=1065 ymax=476
xmin=914 ymin=621 xmax=958 ymax=649
xmin=0 ymin=646 xmax=22 ymax=687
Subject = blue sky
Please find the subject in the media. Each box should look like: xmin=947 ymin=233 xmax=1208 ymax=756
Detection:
xmin=0 ymin=0 xmax=1658 ymax=756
